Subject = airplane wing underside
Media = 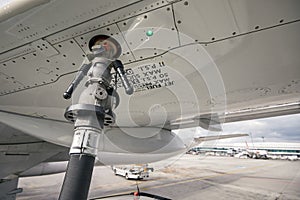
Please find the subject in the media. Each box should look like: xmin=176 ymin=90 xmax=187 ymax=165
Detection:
xmin=0 ymin=121 xmax=69 ymax=200
xmin=0 ymin=0 xmax=299 ymax=146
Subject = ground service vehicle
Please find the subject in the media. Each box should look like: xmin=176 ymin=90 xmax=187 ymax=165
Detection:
xmin=112 ymin=165 xmax=154 ymax=180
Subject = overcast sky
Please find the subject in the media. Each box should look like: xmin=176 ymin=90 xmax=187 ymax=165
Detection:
xmin=195 ymin=113 xmax=300 ymax=145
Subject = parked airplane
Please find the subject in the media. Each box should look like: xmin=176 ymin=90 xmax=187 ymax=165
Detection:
xmin=245 ymin=141 xmax=268 ymax=159
xmin=0 ymin=0 xmax=299 ymax=199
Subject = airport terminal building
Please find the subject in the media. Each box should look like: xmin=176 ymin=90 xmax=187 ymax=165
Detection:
xmin=192 ymin=142 xmax=300 ymax=158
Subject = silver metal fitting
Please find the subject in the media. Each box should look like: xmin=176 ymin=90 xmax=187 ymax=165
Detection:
xmin=69 ymin=127 xmax=101 ymax=156
xmin=91 ymin=44 xmax=105 ymax=55
xmin=63 ymin=35 xmax=130 ymax=158
xmin=94 ymin=86 xmax=108 ymax=100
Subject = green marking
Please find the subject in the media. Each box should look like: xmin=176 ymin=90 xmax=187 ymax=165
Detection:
xmin=146 ymin=30 xmax=153 ymax=37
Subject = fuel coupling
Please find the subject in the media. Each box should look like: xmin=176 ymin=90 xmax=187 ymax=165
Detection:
xmin=63 ymin=35 xmax=133 ymax=156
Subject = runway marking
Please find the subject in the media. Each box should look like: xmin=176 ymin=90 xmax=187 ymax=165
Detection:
xmin=141 ymin=163 xmax=274 ymax=191
xmin=91 ymin=162 xmax=274 ymax=199
xmin=91 ymin=177 xmax=165 ymax=190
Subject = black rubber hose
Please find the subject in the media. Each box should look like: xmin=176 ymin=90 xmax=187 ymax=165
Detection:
xmin=59 ymin=154 xmax=95 ymax=200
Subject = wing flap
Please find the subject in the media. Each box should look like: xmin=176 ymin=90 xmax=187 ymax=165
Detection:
xmin=168 ymin=102 xmax=300 ymax=130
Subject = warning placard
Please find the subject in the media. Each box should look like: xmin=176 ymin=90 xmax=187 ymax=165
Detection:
xmin=112 ymin=62 xmax=175 ymax=92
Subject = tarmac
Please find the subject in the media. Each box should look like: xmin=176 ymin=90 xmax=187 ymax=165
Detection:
xmin=17 ymin=154 xmax=300 ymax=200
